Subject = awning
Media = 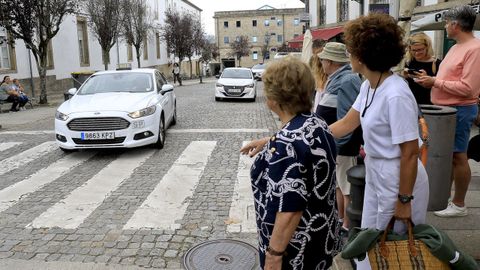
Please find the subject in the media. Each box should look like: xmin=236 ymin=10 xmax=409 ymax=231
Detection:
xmin=411 ymin=4 xmax=480 ymax=31
xmin=288 ymin=26 xmax=343 ymax=48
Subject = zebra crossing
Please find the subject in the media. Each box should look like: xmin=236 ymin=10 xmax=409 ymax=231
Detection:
xmin=0 ymin=140 xmax=257 ymax=233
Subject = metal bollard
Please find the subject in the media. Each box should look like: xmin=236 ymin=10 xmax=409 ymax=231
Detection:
xmin=420 ymin=105 xmax=457 ymax=211
xmin=346 ymin=164 xmax=366 ymax=230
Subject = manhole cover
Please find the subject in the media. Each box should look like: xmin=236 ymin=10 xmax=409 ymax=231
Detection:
xmin=183 ymin=239 xmax=259 ymax=270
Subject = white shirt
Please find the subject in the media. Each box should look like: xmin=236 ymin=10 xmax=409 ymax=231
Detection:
xmin=352 ymin=74 xmax=419 ymax=159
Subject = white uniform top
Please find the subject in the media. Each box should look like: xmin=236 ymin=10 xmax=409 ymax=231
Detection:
xmin=352 ymin=74 xmax=419 ymax=159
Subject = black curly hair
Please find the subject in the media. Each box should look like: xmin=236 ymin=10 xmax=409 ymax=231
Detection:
xmin=344 ymin=13 xmax=406 ymax=72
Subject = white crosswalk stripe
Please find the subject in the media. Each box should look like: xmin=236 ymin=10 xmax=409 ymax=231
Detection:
xmin=0 ymin=142 xmax=22 ymax=152
xmin=227 ymin=142 xmax=257 ymax=233
xmin=0 ymin=141 xmax=57 ymax=176
xmin=28 ymin=149 xmax=155 ymax=229
xmin=124 ymin=141 xmax=216 ymax=230
xmin=0 ymin=151 xmax=96 ymax=213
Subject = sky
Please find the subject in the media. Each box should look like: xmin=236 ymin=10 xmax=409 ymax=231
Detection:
xmin=188 ymin=0 xmax=305 ymax=35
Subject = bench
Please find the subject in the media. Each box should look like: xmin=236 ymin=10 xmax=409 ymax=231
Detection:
xmin=0 ymin=97 xmax=35 ymax=113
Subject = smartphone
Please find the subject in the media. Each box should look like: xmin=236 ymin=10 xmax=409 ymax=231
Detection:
xmin=407 ymin=69 xmax=420 ymax=75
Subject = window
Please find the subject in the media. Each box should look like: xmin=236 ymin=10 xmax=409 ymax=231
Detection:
xmin=77 ymin=17 xmax=90 ymax=66
xmin=252 ymin=36 xmax=257 ymax=43
xmin=271 ymin=33 xmax=276 ymax=36
xmin=235 ymin=36 xmax=240 ymax=42
xmin=236 ymin=21 xmax=241 ymax=27
xmin=277 ymin=35 xmax=283 ymax=43
xmin=294 ymin=18 xmax=300 ymax=26
xmin=224 ymin=21 xmax=228 ymax=28
xmin=154 ymin=0 xmax=159 ymax=19
xmin=224 ymin=36 xmax=229 ymax=44
xmin=339 ymin=0 xmax=349 ymax=22
xmin=264 ymin=19 xmax=269 ymax=26
xmin=252 ymin=20 xmax=257 ymax=27
xmin=270 ymin=17 xmax=275 ymax=20
xmin=0 ymin=31 xmax=15 ymax=70
xmin=253 ymin=51 xmax=258 ymax=60
xmin=143 ymin=39 xmax=148 ymax=60
xmin=319 ymin=0 xmax=326 ymax=25
xmin=277 ymin=20 xmax=283 ymax=26
xmin=127 ymin=43 xmax=133 ymax=61
xmin=156 ymin=33 xmax=161 ymax=59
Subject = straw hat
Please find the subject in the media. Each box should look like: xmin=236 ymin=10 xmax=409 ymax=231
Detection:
xmin=318 ymin=42 xmax=349 ymax=63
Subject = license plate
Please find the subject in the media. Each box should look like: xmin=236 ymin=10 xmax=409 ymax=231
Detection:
xmin=81 ymin=131 xmax=115 ymax=140
xmin=229 ymin=88 xmax=242 ymax=93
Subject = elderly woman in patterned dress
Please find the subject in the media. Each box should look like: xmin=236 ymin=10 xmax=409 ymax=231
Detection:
xmin=243 ymin=57 xmax=342 ymax=270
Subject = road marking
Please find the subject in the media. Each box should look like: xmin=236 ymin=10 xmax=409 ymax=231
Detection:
xmin=0 ymin=129 xmax=270 ymax=135
xmin=167 ymin=129 xmax=269 ymax=133
xmin=124 ymin=141 xmax=216 ymax=230
xmin=0 ymin=130 xmax=54 ymax=135
xmin=0 ymin=151 xmax=96 ymax=213
xmin=0 ymin=142 xmax=22 ymax=152
xmin=0 ymin=141 xmax=57 ymax=176
xmin=227 ymin=142 xmax=257 ymax=233
xmin=28 ymin=149 xmax=155 ymax=229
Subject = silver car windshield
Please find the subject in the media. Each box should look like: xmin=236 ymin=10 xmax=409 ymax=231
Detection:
xmin=78 ymin=73 xmax=153 ymax=95
xmin=252 ymin=64 xmax=266 ymax=69
xmin=221 ymin=69 xmax=252 ymax=79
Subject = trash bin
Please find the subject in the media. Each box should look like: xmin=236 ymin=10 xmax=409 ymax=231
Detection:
xmin=420 ymin=105 xmax=457 ymax=211
xmin=66 ymin=71 xmax=95 ymax=100
xmin=346 ymin=164 xmax=366 ymax=230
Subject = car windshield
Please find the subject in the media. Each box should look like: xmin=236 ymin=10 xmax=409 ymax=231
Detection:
xmin=252 ymin=64 xmax=266 ymax=69
xmin=221 ymin=69 xmax=252 ymax=79
xmin=78 ymin=73 xmax=153 ymax=95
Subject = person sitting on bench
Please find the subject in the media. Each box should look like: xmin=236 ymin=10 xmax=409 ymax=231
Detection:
xmin=0 ymin=76 xmax=21 ymax=112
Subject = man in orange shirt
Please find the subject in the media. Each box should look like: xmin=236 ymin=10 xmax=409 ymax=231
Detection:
xmin=417 ymin=5 xmax=480 ymax=217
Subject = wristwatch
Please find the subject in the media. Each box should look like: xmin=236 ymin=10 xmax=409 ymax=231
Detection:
xmin=398 ymin=194 xmax=414 ymax=204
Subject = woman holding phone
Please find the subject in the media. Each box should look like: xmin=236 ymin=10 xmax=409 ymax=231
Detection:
xmin=403 ymin=32 xmax=442 ymax=105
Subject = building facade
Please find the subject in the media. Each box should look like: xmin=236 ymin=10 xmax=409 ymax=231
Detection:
xmin=0 ymin=0 xmax=202 ymax=99
xmin=214 ymin=6 xmax=306 ymax=69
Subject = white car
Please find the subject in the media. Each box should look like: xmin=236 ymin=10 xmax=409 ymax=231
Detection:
xmin=251 ymin=63 xmax=266 ymax=81
xmin=214 ymin=68 xmax=256 ymax=101
xmin=55 ymin=69 xmax=176 ymax=151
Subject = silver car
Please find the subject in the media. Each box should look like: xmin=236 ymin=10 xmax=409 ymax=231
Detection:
xmin=251 ymin=63 xmax=266 ymax=81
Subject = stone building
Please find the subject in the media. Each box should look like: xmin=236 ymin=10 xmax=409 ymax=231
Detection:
xmin=214 ymin=5 xmax=306 ymax=69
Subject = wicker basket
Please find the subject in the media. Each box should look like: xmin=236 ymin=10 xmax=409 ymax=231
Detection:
xmin=368 ymin=218 xmax=451 ymax=270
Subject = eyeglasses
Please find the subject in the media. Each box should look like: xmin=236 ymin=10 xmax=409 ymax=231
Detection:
xmin=410 ymin=47 xmax=426 ymax=53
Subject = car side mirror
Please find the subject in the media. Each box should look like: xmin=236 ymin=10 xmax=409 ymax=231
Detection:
xmin=215 ymin=74 xmax=220 ymax=79
xmin=160 ymin=84 xmax=174 ymax=95
xmin=67 ymin=88 xmax=77 ymax=95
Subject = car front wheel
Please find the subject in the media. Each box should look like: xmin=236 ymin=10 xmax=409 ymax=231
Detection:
xmin=154 ymin=116 xmax=165 ymax=149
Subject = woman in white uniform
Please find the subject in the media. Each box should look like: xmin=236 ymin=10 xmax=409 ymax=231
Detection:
xmin=329 ymin=13 xmax=429 ymax=270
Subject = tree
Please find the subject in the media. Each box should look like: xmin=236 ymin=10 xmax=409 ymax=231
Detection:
xmin=85 ymin=0 xmax=123 ymax=70
xmin=0 ymin=0 xmax=79 ymax=104
xmin=160 ymin=9 xmax=191 ymax=75
xmin=261 ymin=32 xmax=271 ymax=62
xmin=122 ymin=0 xmax=155 ymax=68
xmin=229 ymin=35 xmax=250 ymax=67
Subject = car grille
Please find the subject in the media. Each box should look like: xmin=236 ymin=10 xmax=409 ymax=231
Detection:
xmin=72 ymin=137 xmax=126 ymax=145
xmin=67 ymin=117 xmax=130 ymax=131
xmin=224 ymin=85 xmax=245 ymax=96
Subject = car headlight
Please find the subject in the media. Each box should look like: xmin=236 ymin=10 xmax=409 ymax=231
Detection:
xmin=246 ymin=83 xmax=254 ymax=88
xmin=55 ymin=111 xmax=69 ymax=121
xmin=216 ymin=83 xmax=224 ymax=87
xmin=128 ymin=105 xmax=157 ymax=119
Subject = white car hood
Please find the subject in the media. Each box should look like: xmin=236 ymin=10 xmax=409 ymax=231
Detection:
xmin=251 ymin=68 xmax=265 ymax=73
xmin=59 ymin=92 xmax=154 ymax=113
xmin=218 ymin=78 xmax=254 ymax=86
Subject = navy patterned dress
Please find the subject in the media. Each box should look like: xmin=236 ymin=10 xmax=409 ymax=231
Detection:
xmin=251 ymin=113 xmax=342 ymax=270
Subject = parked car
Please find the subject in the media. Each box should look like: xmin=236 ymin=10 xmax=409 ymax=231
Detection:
xmin=214 ymin=68 xmax=256 ymax=101
xmin=251 ymin=63 xmax=267 ymax=81
xmin=55 ymin=69 xmax=176 ymax=151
